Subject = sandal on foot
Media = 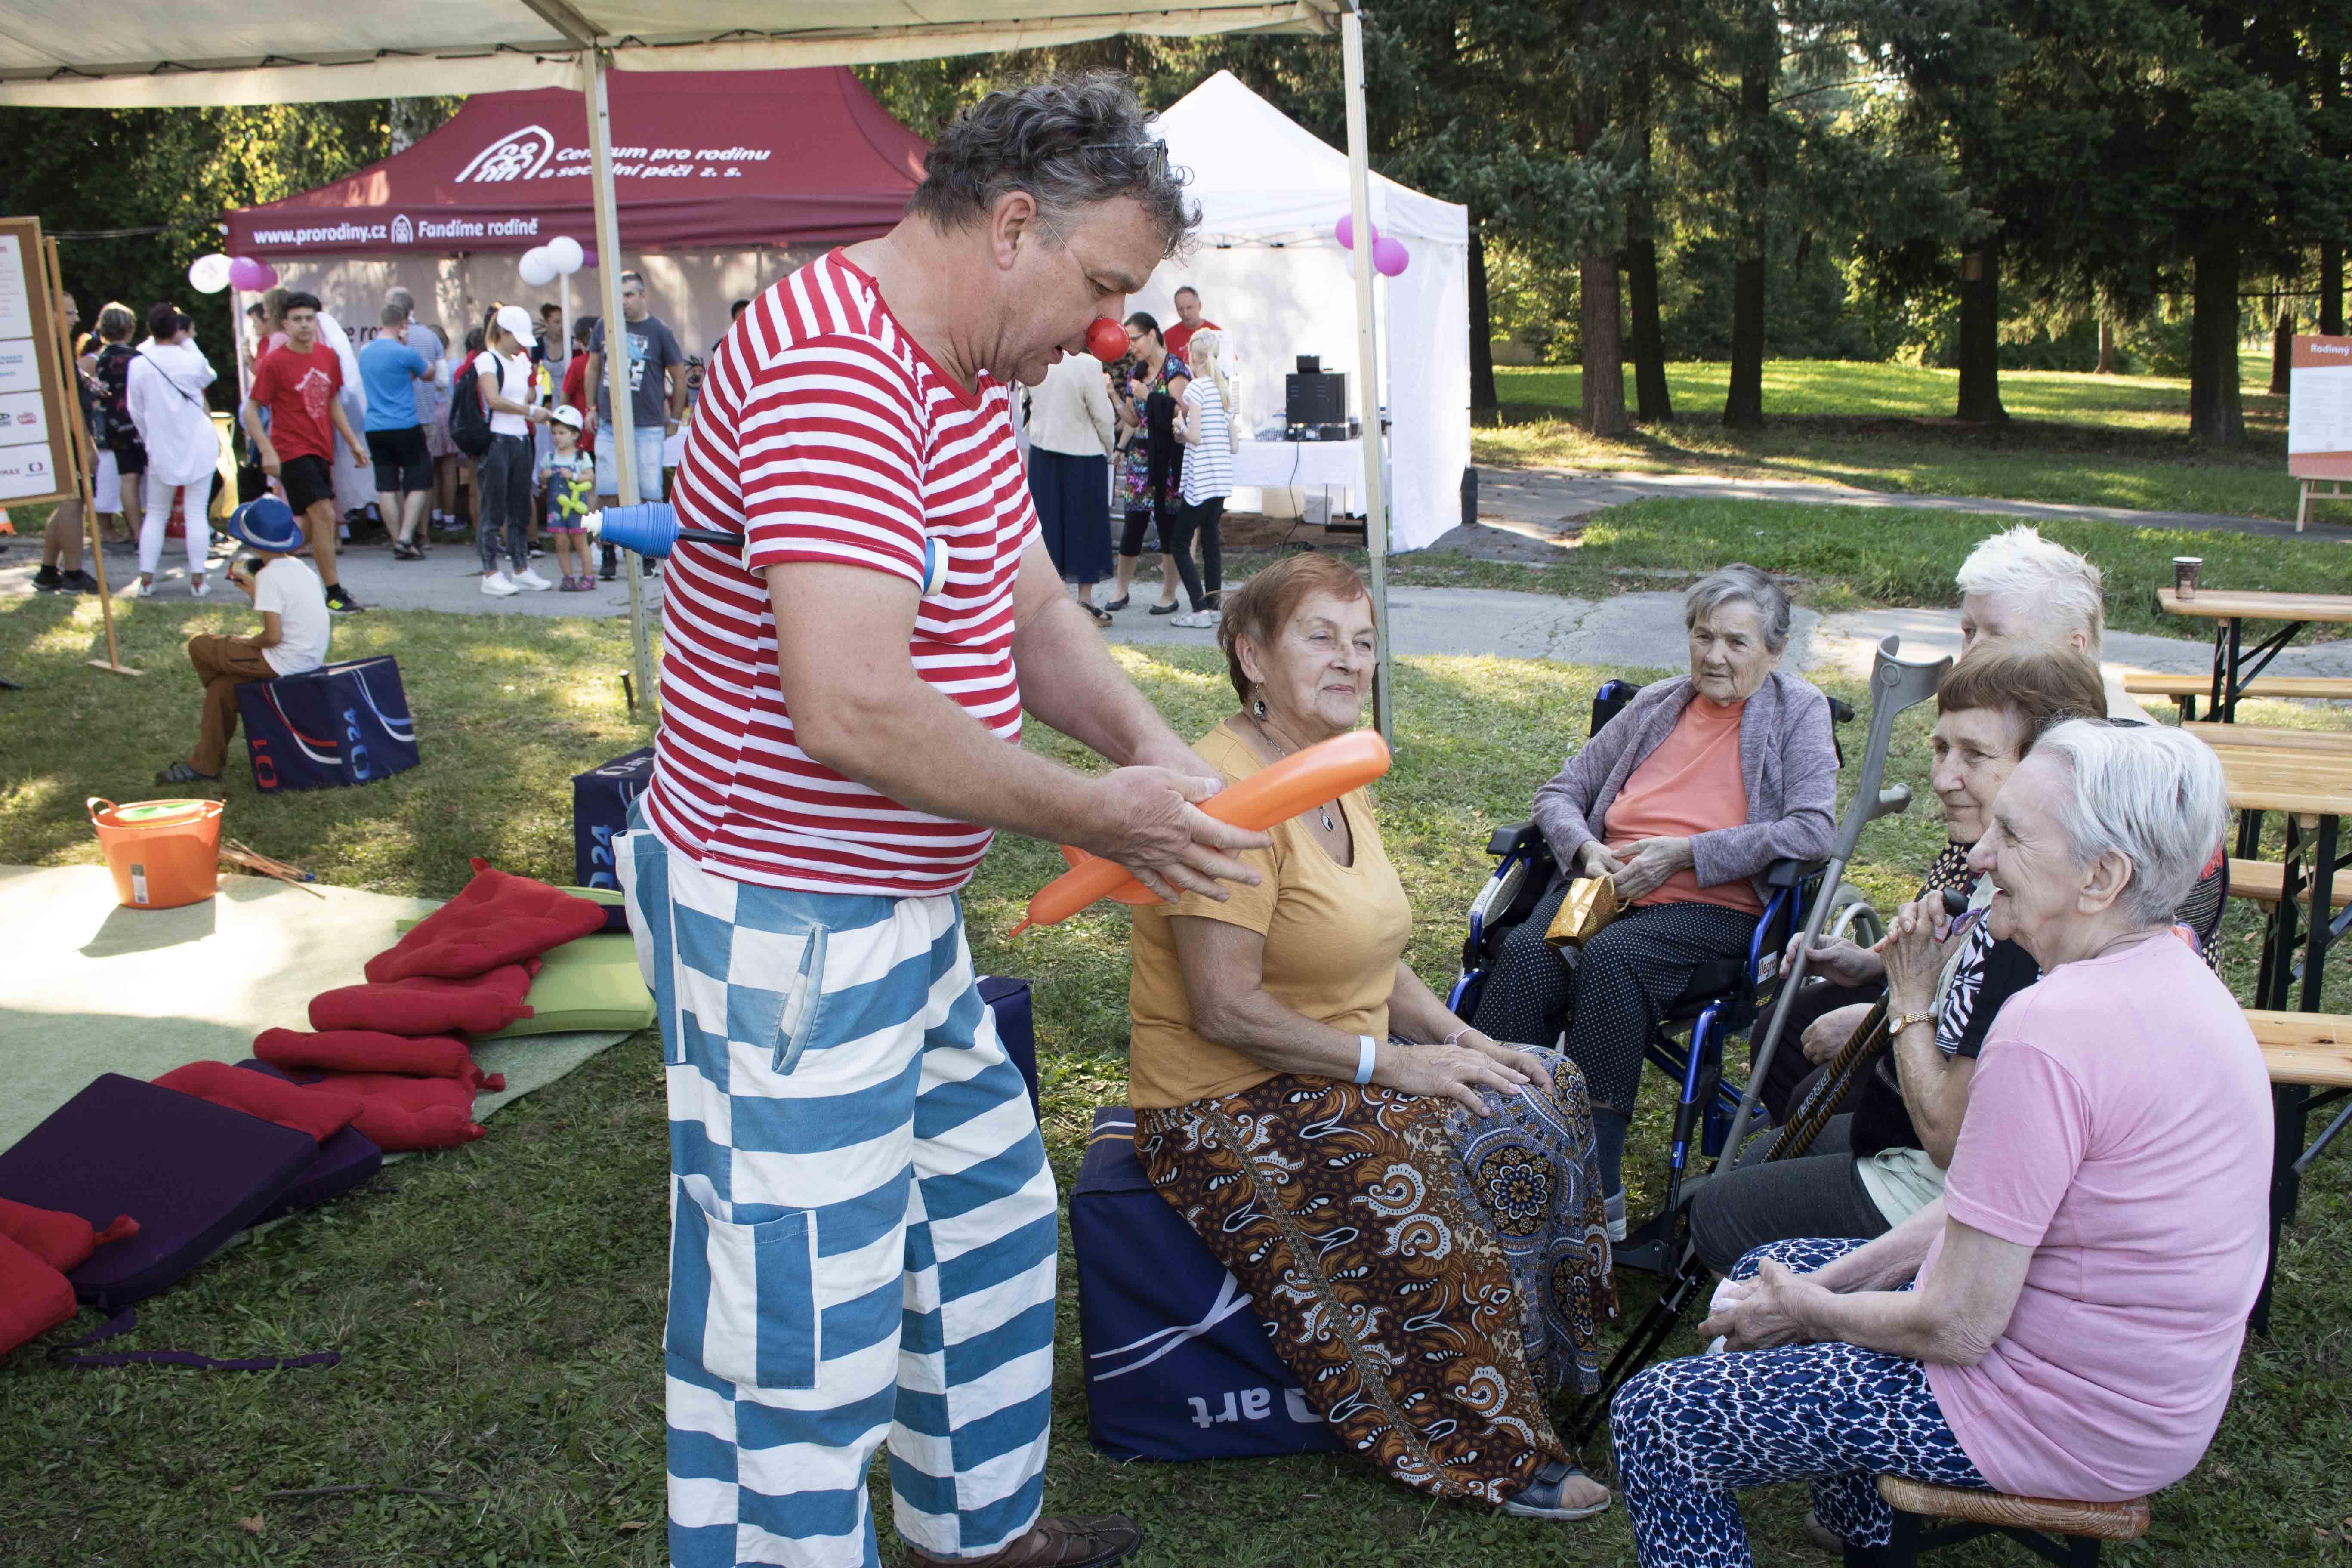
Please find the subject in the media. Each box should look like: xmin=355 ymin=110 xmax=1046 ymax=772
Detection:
xmin=902 ymin=1515 xmax=1140 ymax=1568
xmin=154 ymin=761 xmax=220 ymax=786
xmin=1500 ymin=1461 xmax=1611 ymax=1522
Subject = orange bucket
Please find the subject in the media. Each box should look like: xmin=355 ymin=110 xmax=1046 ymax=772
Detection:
xmin=87 ymin=797 xmax=225 ymax=910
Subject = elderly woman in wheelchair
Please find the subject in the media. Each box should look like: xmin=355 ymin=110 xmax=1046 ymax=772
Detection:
xmin=1466 ymin=565 xmax=1837 ymax=1238
xmin=1128 ymin=552 xmax=1618 ymax=1525
xmin=1611 ymin=723 xmax=2267 ymax=1566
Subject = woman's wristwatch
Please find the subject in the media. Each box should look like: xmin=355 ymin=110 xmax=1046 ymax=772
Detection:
xmin=1886 ymin=1009 xmax=1935 ymax=1037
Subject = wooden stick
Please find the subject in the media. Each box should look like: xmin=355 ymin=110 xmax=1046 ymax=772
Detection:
xmin=42 ymin=235 xmax=138 ymax=677
xmin=221 ymin=840 xmax=327 ymax=898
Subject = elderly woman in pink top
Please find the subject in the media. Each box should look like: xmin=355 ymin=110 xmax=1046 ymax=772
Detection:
xmin=1608 ymin=721 xmax=2266 ymax=1565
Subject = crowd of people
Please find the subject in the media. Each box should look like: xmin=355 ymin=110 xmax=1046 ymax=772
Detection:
xmin=597 ymin=73 xmax=2272 ymax=1568
xmin=1025 ymin=284 xmax=1234 ymax=630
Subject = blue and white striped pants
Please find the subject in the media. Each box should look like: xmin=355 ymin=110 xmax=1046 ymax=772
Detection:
xmin=620 ymin=820 xmax=1057 ymax=1568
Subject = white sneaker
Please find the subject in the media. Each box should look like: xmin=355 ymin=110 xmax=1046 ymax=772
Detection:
xmin=191 ymin=574 xmax=209 ymax=598
xmin=1172 ymin=608 xmax=1220 ymax=629
xmin=513 ymin=566 xmax=555 ymax=591
xmin=481 ymin=571 xmax=520 ymax=597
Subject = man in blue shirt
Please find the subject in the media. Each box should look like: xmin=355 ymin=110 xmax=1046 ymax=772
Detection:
xmin=358 ymin=302 xmax=446 ymax=559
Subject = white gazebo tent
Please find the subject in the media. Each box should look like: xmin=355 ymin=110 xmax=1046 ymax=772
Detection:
xmin=1136 ymin=70 xmax=1468 ymax=553
xmin=0 ymin=1 xmax=1405 ymax=736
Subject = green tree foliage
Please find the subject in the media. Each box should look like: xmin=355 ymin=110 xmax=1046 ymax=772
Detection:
xmin=0 ymin=99 xmax=454 ymax=395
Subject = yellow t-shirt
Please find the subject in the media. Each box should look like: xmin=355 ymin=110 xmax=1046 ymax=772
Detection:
xmin=1127 ymin=717 xmax=1414 ymax=1110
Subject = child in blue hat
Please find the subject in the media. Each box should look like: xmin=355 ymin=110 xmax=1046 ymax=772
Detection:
xmin=155 ymin=496 xmax=333 ymax=785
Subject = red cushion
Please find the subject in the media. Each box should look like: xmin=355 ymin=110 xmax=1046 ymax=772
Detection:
xmin=297 ymin=1073 xmax=486 ymax=1153
xmin=0 ymin=1196 xmax=138 ymax=1274
xmin=307 ymin=962 xmax=537 ymax=1036
xmin=0 ymin=1233 xmax=77 ymax=1358
xmin=363 ymin=860 xmax=607 ymax=983
xmin=254 ymin=1029 xmax=503 ymax=1090
xmin=154 ymin=1060 xmax=364 ymax=1143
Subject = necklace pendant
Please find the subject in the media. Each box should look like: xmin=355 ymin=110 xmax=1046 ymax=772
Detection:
xmin=1319 ymin=805 xmax=1335 ymax=832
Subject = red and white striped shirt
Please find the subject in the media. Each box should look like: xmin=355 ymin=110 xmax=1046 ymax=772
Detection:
xmin=643 ymin=250 xmax=1040 ymax=896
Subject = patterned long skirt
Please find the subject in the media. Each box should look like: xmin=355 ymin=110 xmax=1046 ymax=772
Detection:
xmin=1135 ymin=1045 xmax=1616 ymax=1505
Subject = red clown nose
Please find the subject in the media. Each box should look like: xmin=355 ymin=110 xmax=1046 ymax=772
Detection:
xmin=1085 ymin=318 xmax=1127 ymax=362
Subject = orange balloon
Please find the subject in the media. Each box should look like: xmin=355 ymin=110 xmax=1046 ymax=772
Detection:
xmin=1011 ymin=730 xmax=1392 ymax=935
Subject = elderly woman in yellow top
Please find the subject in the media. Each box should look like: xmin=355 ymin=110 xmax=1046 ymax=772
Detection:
xmin=1128 ymin=553 xmax=1617 ymax=1526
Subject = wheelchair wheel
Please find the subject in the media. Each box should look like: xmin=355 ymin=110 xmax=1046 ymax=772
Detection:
xmin=1826 ymin=884 xmax=1884 ymax=948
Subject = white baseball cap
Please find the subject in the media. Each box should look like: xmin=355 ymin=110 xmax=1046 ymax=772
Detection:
xmin=493 ymin=303 xmax=536 ymax=346
xmin=550 ymin=404 xmax=584 ymax=431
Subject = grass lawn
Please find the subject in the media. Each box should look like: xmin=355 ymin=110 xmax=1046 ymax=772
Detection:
xmin=1479 ymin=356 xmax=2318 ymax=525
xmin=2 ymin=593 xmax=2347 ymax=1565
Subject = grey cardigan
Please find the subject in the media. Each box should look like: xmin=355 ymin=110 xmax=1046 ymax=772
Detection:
xmin=1531 ymin=671 xmax=1838 ymax=903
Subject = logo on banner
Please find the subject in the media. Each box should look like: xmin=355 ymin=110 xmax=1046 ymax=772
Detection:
xmin=391 ymin=215 xmax=413 ymax=246
xmin=457 ymin=126 xmax=556 ymax=184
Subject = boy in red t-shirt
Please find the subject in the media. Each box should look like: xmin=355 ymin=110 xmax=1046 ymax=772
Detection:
xmin=240 ymin=291 xmax=367 ymax=613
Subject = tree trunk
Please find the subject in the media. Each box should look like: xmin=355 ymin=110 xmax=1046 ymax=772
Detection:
xmin=1723 ymin=59 xmax=1771 ymax=430
xmin=1954 ymin=242 xmax=2008 ymax=424
xmin=2271 ymin=290 xmax=2293 ymax=396
xmin=2096 ymin=318 xmax=2117 ymax=375
xmin=1469 ymin=227 xmax=1499 ymax=413
xmin=2188 ymin=234 xmax=2245 ymax=447
xmin=2324 ymin=240 xmax=2345 ymax=337
xmin=1624 ymin=92 xmax=1672 ymax=423
xmin=388 ymin=98 xmax=433 ymax=154
xmin=1624 ymin=235 xmax=1671 ymax=423
xmin=1582 ymin=243 xmax=1630 ymax=438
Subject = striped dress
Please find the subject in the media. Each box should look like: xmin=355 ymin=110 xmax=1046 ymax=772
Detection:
xmin=1181 ymin=377 xmax=1235 ymax=505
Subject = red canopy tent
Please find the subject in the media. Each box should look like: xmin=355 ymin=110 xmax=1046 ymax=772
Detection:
xmin=226 ymin=67 xmax=928 ymax=258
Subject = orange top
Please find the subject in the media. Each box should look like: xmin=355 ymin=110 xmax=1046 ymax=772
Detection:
xmin=1604 ymin=696 xmax=1763 ymax=915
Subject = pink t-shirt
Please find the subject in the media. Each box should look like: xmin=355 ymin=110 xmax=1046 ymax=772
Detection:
xmin=1919 ymin=933 xmax=2270 ymax=1501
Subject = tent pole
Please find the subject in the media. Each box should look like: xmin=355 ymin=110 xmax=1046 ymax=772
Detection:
xmin=1340 ymin=9 xmax=1391 ymax=748
xmin=586 ymin=48 xmax=653 ymax=709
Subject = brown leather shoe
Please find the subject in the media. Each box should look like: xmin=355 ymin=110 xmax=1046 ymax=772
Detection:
xmin=902 ymin=1515 xmax=1141 ymax=1568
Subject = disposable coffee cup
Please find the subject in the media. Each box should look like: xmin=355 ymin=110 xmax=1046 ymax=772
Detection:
xmin=2174 ymin=557 xmax=2201 ymax=599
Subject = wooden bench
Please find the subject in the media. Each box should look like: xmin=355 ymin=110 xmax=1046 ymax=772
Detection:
xmin=2124 ymin=673 xmax=2352 ymax=720
xmin=2226 ymin=858 xmax=2352 ymax=910
xmin=1863 ymin=1475 xmax=2148 ymax=1565
xmin=2186 ymin=721 xmax=2352 ymax=756
xmin=2244 ymin=1009 xmax=2352 ymax=1088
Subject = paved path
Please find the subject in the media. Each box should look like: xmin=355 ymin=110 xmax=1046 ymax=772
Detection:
xmin=1434 ymin=466 xmax=2337 ymax=556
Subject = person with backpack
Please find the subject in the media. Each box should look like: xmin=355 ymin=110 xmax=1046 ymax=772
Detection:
xmin=89 ymin=303 xmax=146 ymax=548
xmin=124 ymin=301 xmax=221 ymax=598
xmin=461 ymin=303 xmax=552 ymax=596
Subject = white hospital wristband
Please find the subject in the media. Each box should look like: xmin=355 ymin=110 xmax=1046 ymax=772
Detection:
xmin=1354 ymin=1034 xmax=1378 ymax=1085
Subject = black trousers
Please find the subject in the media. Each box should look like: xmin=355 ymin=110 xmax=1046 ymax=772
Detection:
xmin=1686 ymin=1114 xmax=1892 ymax=1274
xmin=1754 ymin=978 xmax=1883 ymax=1124
xmin=1164 ymin=496 xmax=1225 ymax=610
xmin=1470 ymin=879 xmax=1759 ymax=1118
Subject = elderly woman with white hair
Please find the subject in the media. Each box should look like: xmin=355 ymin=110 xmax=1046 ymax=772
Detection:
xmin=1471 ymin=564 xmax=1838 ymax=1232
xmin=1609 ymin=722 xmax=2270 ymax=1567
xmin=1954 ymin=524 xmax=2143 ymax=720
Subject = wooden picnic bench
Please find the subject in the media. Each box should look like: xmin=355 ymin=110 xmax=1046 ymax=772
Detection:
xmin=2125 ymin=672 xmax=2352 ymax=721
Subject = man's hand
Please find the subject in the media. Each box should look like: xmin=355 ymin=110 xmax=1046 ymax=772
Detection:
xmin=1699 ymin=1258 xmax=1822 ymax=1351
xmin=1611 ymin=835 xmax=1692 ymax=903
xmin=1781 ymin=930 xmax=1885 ymax=989
xmin=1078 ymin=767 xmax=1269 ymax=904
xmin=1803 ymin=1001 xmax=1874 ymax=1065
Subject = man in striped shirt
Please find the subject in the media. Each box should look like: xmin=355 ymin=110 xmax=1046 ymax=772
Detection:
xmin=619 ymin=74 xmax=1266 ymax=1568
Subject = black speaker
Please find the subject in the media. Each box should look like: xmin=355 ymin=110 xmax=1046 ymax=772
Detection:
xmin=1285 ymin=370 xmax=1346 ymax=427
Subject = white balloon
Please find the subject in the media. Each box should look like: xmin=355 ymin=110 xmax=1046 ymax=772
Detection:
xmin=187 ymin=253 xmax=232 ymax=294
xmin=545 ymin=235 xmax=585 ymax=275
xmin=518 ymin=247 xmax=557 ymax=287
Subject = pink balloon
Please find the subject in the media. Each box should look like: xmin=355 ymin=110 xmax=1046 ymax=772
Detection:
xmin=257 ymin=261 xmax=280 ymax=289
xmin=227 ymin=256 xmax=270 ymax=291
xmin=1335 ymin=213 xmax=1380 ymax=251
xmin=1373 ymin=235 xmax=1410 ymax=277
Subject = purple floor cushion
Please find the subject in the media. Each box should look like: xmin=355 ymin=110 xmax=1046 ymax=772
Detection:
xmin=0 ymin=1074 xmax=316 ymax=1311
xmin=238 ymin=1062 xmax=385 ymax=1224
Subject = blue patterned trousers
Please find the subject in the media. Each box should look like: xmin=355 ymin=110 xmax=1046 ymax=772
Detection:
xmin=620 ymin=816 xmax=1057 ymax=1568
xmin=1611 ymin=1238 xmax=1988 ymax=1567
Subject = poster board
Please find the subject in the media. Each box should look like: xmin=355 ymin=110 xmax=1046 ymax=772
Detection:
xmin=0 ymin=216 xmax=79 ymax=506
xmin=2289 ymin=336 xmax=2352 ymax=482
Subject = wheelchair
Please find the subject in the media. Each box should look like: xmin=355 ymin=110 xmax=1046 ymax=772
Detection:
xmin=1446 ymin=679 xmax=1883 ymax=1275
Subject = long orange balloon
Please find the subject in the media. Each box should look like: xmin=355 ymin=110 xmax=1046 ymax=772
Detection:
xmin=1011 ymin=730 xmax=1392 ymax=935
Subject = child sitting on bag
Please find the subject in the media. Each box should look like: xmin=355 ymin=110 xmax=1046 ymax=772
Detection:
xmin=155 ymin=496 xmax=331 ymax=786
